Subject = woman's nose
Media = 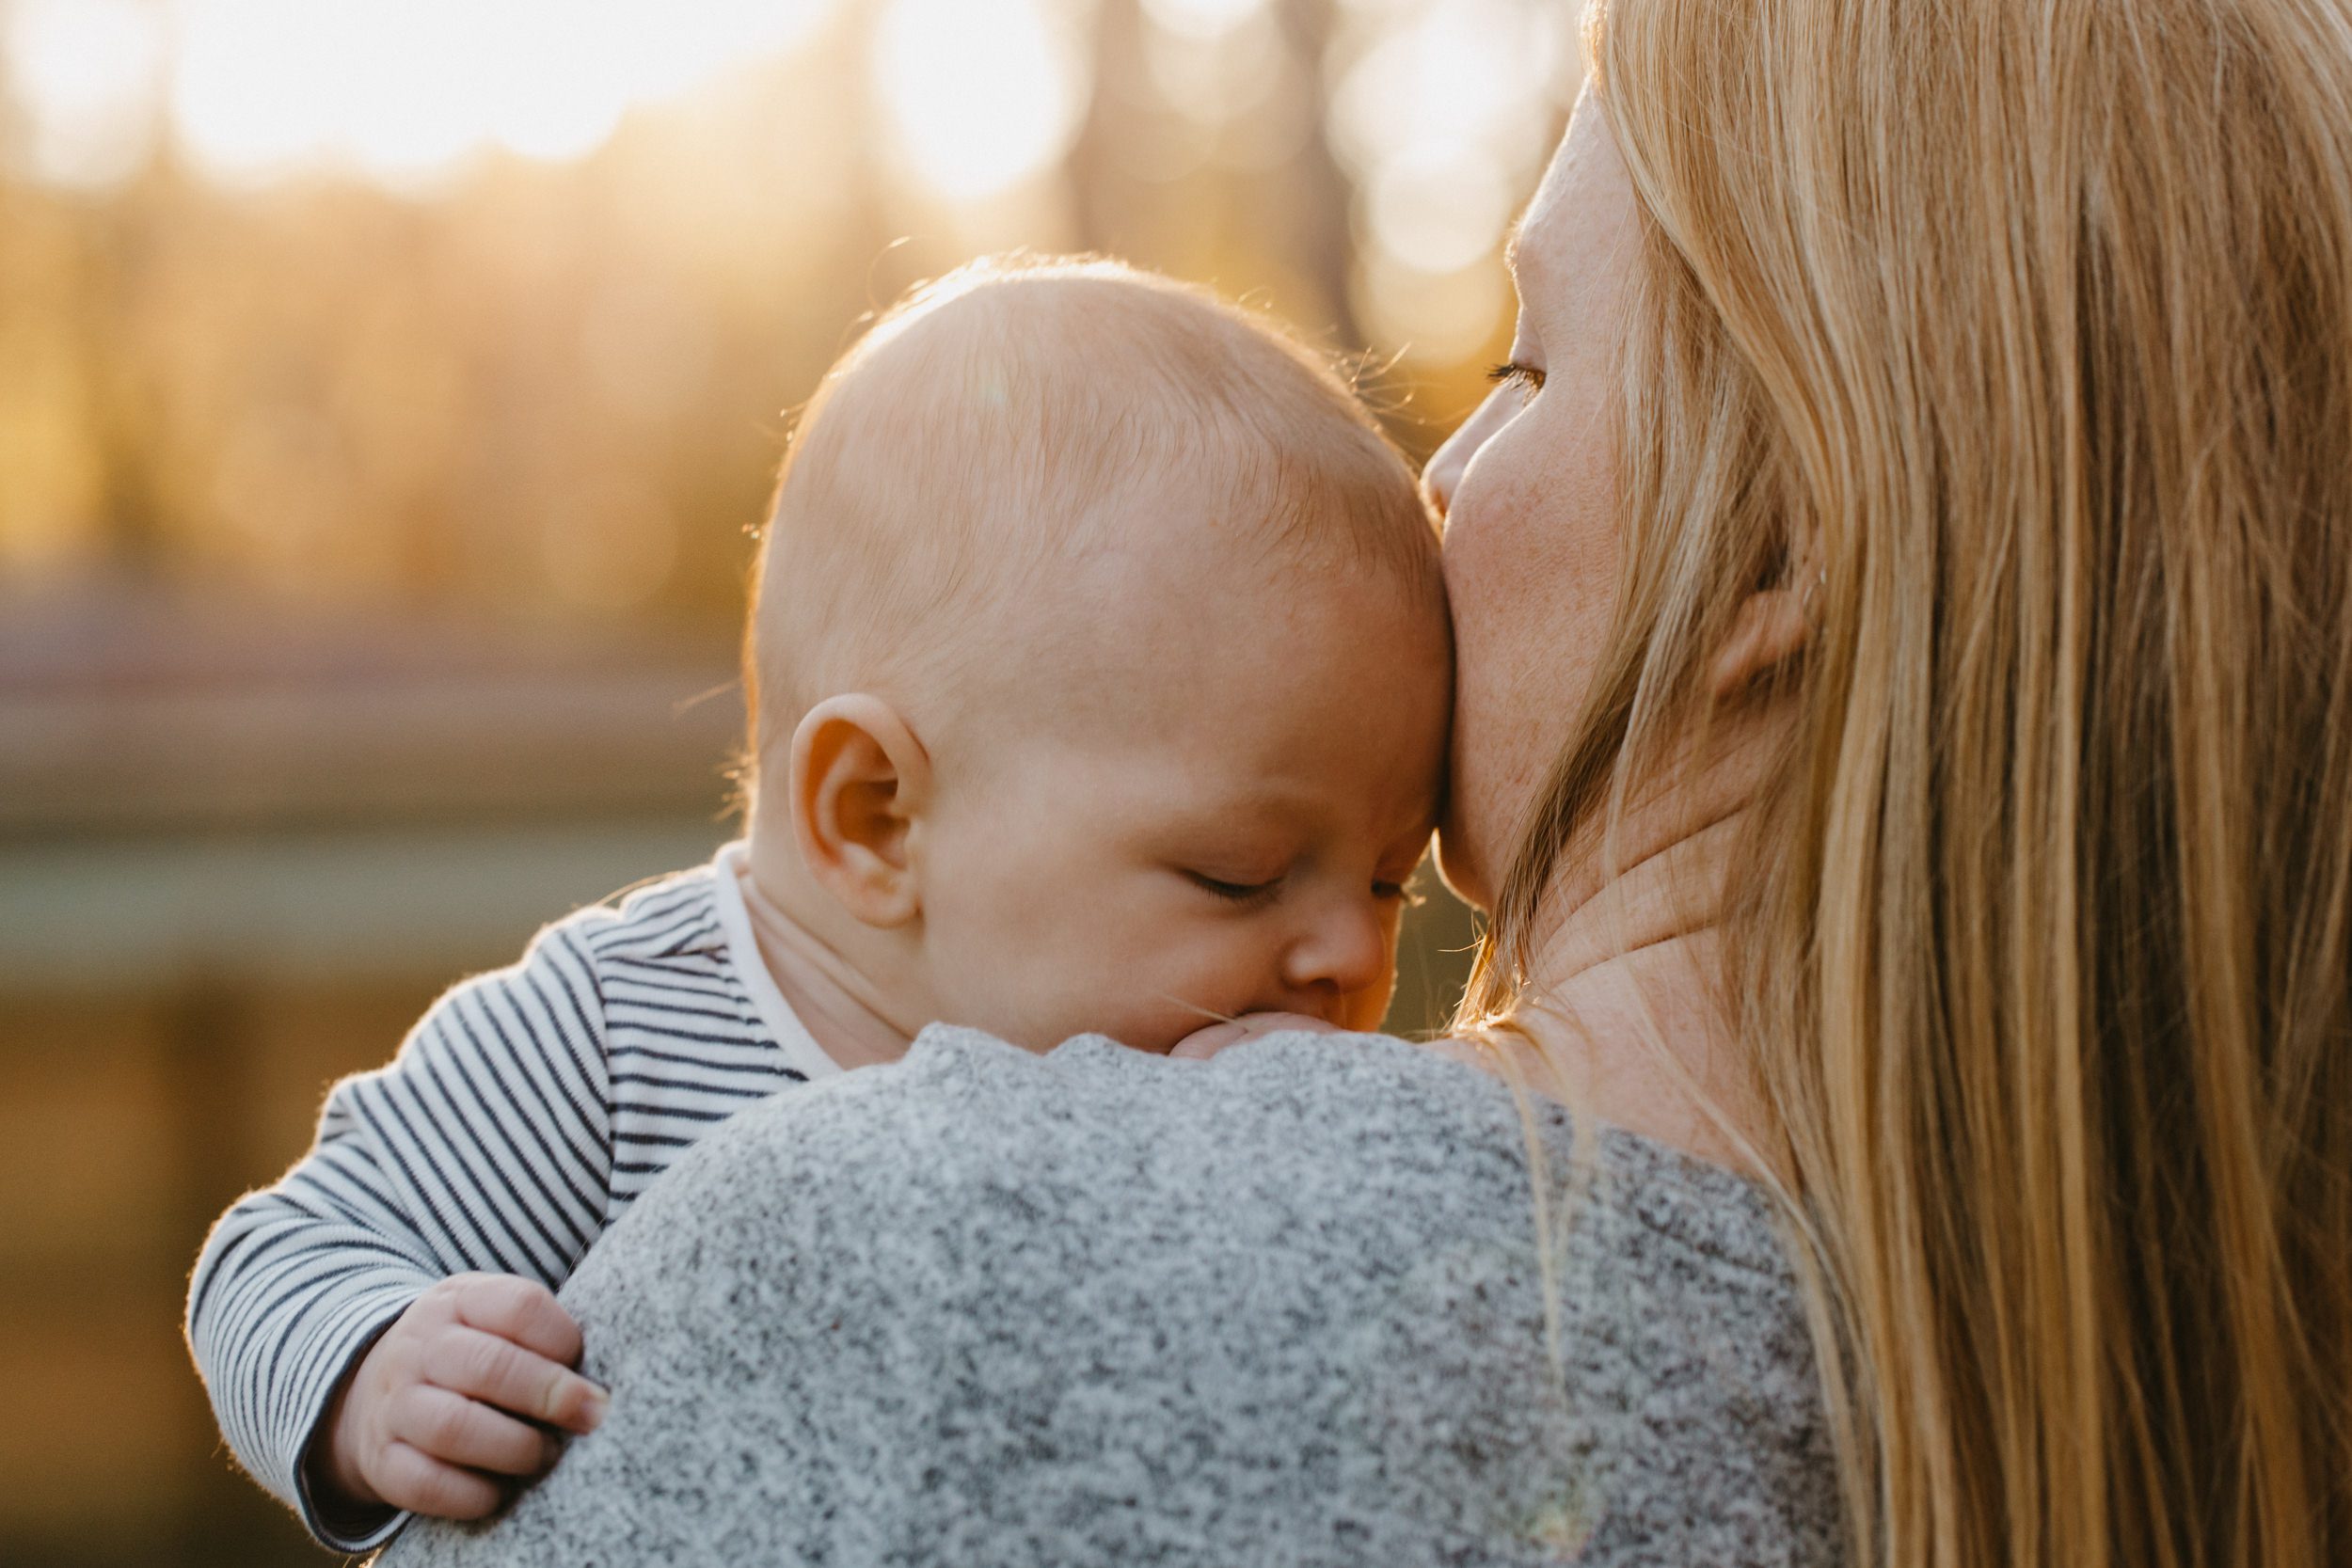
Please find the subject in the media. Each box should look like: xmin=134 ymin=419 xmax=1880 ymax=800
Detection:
xmin=1421 ymin=384 xmax=1518 ymax=522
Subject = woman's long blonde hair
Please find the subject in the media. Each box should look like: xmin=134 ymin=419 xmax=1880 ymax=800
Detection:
xmin=1462 ymin=2 xmax=2352 ymax=1563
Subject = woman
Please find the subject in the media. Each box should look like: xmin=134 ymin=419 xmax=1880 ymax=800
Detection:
xmin=394 ymin=0 xmax=2350 ymax=1563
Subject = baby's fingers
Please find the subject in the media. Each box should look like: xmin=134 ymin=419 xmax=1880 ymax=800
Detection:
xmin=1170 ymin=1011 xmax=1341 ymax=1060
xmin=399 ymin=1384 xmax=562 ymax=1477
xmin=431 ymin=1323 xmax=609 ymax=1435
xmin=1168 ymin=1020 xmax=1252 ymax=1059
xmin=448 ymin=1274 xmax=584 ymax=1369
xmin=369 ymin=1438 xmax=506 ymax=1521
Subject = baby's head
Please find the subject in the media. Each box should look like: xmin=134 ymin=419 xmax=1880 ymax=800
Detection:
xmin=744 ymin=257 xmax=1449 ymax=1053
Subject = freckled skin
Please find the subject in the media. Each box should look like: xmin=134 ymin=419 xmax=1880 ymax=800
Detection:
xmin=1422 ymin=93 xmax=1645 ymax=911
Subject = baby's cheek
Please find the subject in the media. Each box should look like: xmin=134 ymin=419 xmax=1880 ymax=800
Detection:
xmin=1032 ymin=971 xmax=1227 ymax=1054
xmin=1340 ymin=974 xmax=1395 ymax=1034
xmin=1344 ymin=924 xmax=1408 ymax=1032
xmin=1103 ymin=943 xmax=1276 ymax=1049
xmin=921 ymin=894 xmax=1081 ymax=1046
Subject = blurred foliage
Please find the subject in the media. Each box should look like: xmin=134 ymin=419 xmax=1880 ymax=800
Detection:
xmin=0 ymin=0 xmax=1572 ymax=645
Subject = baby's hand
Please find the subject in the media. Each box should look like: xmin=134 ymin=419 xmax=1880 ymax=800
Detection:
xmin=306 ymin=1273 xmax=607 ymax=1523
xmin=1168 ymin=1011 xmax=1340 ymax=1060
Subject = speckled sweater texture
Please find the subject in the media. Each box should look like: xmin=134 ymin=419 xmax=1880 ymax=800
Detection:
xmin=383 ymin=1026 xmax=1843 ymax=1567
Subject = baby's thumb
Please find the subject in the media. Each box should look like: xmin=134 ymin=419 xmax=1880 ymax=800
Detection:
xmin=1168 ymin=1020 xmax=1251 ymax=1060
xmin=1169 ymin=1011 xmax=1338 ymax=1060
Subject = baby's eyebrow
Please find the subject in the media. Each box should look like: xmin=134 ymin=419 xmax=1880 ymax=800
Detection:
xmin=1152 ymin=807 xmax=1296 ymax=847
xmin=1140 ymin=797 xmax=1313 ymax=854
xmin=1175 ymin=779 xmax=1322 ymax=822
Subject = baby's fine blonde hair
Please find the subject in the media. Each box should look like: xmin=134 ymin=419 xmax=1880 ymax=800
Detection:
xmin=743 ymin=255 xmax=1440 ymax=771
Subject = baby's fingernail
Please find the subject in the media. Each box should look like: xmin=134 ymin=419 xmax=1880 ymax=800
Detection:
xmin=580 ymin=1384 xmax=610 ymax=1431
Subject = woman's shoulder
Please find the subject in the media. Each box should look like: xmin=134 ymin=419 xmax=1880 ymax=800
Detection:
xmin=391 ymin=1025 xmax=1843 ymax=1567
xmin=879 ymin=1024 xmax=1797 ymax=1282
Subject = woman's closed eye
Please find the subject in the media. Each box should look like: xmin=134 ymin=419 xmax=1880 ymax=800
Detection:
xmin=1486 ymin=359 xmax=1546 ymax=404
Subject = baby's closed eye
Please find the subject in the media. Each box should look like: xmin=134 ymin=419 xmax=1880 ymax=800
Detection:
xmin=1183 ymin=870 xmax=1284 ymax=908
xmin=1180 ymin=866 xmax=1421 ymax=908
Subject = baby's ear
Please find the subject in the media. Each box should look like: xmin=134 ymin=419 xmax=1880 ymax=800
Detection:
xmin=787 ymin=694 xmax=932 ymax=927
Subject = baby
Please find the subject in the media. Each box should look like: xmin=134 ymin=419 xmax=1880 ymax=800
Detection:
xmin=184 ymin=256 xmax=1451 ymax=1552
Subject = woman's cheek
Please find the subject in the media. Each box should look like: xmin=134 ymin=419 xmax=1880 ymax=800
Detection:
xmin=1438 ymin=410 xmax=1621 ymax=907
xmin=1438 ymin=455 xmax=1539 ymax=901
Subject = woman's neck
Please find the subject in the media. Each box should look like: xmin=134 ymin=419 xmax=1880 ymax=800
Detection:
xmin=737 ymin=843 xmax=916 ymax=1071
xmin=1486 ymin=737 xmax=1777 ymax=1174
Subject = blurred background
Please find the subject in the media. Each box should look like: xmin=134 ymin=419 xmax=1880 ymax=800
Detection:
xmin=0 ymin=0 xmax=1574 ymax=1560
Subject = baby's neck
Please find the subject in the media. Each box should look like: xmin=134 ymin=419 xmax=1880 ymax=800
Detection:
xmin=737 ymin=847 xmax=916 ymax=1071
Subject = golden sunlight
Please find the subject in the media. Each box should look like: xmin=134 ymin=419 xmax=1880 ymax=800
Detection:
xmin=3 ymin=0 xmax=167 ymax=187
xmin=1138 ymin=0 xmax=1267 ymax=41
xmin=871 ymin=0 xmax=1089 ymax=203
xmin=160 ymin=0 xmax=836 ymax=188
xmin=1327 ymin=0 xmax=1566 ymax=361
xmin=2 ymin=9 xmax=1564 ymax=1545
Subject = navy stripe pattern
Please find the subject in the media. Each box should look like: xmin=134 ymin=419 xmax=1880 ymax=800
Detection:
xmin=184 ymin=864 xmax=809 ymax=1551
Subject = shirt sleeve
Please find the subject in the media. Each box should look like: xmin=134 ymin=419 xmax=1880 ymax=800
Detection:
xmin=183 ymin=922 xmax=615 ymax=1552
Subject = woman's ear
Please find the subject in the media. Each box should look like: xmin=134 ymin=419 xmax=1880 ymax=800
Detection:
xmin=787 ymin=694 xmax=931 ymax=928
xmin=1708 ymin=583 xmax=1813 ymax=700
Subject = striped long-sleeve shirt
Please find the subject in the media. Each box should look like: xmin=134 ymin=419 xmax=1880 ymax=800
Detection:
xmin=184 ymin=844 xmax=839 ymax=1552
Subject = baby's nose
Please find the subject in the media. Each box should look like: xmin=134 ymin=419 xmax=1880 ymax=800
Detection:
xmin=1280 ymin=901 xmax=1391 ymax=1003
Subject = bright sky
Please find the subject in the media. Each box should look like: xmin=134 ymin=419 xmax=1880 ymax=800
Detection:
xmin=1 ymin=0 xmax=1091 ymax=200
xmin=0 ymin=0 xmax=1566 ymax=358
xmin=870 ymin=0 xmax=1087 ymax=202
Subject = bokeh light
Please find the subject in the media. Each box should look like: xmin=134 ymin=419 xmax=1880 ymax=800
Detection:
xmin=3 ymin=0 xmax=166 ymax=188
xmin=167 ymin=0 xmax=838 ymax=189
xmin=1140 ymin=0 xmax=1268 ymax=42
xmin=1327 ymin=0 xmax=1567 ymax=370
xmin=1142 ymin=8 xmax=1285 ymax=128
xmin=1366 ymin=144 xmax=1516 ymax=274
xmin=872 ymin=0 xmax=1090 ymax=204
xmin=0 ymin=0 xmax=1580 ymax=621
xmin=1351 ymin=250 xmax=1513 ymax=366
xmin=1328 ymin=5 xmax=1557 ymax=169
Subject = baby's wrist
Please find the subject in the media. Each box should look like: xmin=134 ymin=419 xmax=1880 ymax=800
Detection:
xmin=301 ymin=1370 xmax=381 ymax=1514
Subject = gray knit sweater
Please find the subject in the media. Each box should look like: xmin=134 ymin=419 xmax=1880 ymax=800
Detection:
xmin=384 ymin=1026 xmax=1843 ymax=1566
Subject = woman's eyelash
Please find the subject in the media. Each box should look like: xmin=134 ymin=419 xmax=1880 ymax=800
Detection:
xmin=1487 ymin=360 xmax=1546 ymax=398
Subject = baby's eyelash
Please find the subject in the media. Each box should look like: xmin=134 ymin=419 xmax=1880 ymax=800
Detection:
xmin=1187 ymin=872 xmax=1282 ymax=908
xmin=1486 ymin=360 xmax=1546 ymax=400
